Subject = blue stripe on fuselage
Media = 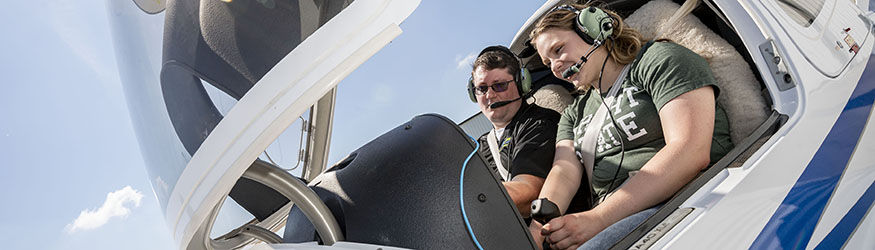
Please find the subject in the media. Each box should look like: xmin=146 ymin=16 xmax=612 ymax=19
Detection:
xmin=813 ymin=179 xmax=875 ymax=249
xmin=750 ymin=56 xmax=875 ymax=249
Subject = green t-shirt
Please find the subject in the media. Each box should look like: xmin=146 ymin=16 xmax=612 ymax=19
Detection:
xmin=557 ymin=42 xmax=733 ymax=201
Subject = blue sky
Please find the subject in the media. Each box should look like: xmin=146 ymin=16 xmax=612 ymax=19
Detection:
xmin=0 ymin=0 xmax=544 ymax=249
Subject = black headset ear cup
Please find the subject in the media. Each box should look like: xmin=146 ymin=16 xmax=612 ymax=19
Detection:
xmin=467 ymin=77 xmax=477 ymax=102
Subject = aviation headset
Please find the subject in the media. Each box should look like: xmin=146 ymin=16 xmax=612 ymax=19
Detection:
xmin=467 ymin=45 xmax=532 ymax=102
xmin=555 ymin=4 xmax=615 ymax=46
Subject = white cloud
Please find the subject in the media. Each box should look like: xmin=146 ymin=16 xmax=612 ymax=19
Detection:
xmin=455 ymin=52 xmax=477 ymax=70
xmin=66 ymin=186 xmax=143 ymax=233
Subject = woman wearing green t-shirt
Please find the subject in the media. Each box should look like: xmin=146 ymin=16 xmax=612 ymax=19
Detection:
xmin=527 ymin=4 xmax=733 ymax=250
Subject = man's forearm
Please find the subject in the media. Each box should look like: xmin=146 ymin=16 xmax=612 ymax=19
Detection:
xmin=503 ymin=174 xmax=545 ymax=217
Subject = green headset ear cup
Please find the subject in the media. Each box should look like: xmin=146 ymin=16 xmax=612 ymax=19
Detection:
xmin=467 ymin=76 xmax=477 ymax=102
xmin=576 ymin=6 xmax=614 ymax=43
xmin=519 ymin=68 xmax=532 ymax=95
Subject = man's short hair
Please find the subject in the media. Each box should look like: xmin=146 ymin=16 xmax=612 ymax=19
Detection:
xmin=471 ymin=50 xmax=521 ymax=81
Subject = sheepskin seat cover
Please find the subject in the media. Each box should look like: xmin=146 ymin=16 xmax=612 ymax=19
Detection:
xmin=533 ymin=84 xmax=575 ymax=114
xmin=625 ymin=0 xmax=769 ymax=144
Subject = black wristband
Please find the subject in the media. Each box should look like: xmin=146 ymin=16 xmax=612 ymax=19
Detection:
xmin=531 ymin=198 xmax=561 ymax=224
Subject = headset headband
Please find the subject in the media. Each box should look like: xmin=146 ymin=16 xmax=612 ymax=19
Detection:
xmin=477 ymin=45 xmax=525 ymax=84
xmin=550 ymin=4 xmax=615 ymax=45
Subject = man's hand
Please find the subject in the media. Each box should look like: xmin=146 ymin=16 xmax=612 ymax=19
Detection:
xmin=541 ymin=211 xmax=609 ymax=250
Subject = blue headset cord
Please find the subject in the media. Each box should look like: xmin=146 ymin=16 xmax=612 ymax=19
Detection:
xmin=461 ymin=134 xmax=485 ymax=250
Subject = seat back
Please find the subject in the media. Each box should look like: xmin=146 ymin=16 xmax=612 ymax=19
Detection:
xmin=625 ymin=0 xmax=770 ymax=144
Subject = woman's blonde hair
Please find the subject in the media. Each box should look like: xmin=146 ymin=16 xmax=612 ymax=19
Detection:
xmin=530 ymin=3 xmax=643 ymax=66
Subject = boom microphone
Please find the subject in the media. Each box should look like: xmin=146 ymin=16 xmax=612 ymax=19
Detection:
xmin=489 ymin=97 xmax=521 ymax=109
xmin=562 ymin=56 xmax=587 ymax=79
xmin=561 ymin=40 xmax=603 ymax=79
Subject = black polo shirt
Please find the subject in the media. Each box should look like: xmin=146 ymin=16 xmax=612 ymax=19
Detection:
xmin=478 ymin=104 xmax=559 ymax=180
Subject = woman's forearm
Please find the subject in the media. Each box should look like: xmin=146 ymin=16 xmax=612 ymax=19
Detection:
xmin=539 ymin=140 xmax=584 ymax=214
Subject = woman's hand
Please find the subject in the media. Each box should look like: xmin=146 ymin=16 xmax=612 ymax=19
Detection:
xmin=541 ymin=211 xmax=610 ymax=250
xmin=530 ymin=221 xmax=545 ymax=249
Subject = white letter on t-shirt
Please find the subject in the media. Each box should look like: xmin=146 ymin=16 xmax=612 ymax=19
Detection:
xmin=602 ymin=124 xmax=622 ymax=147
xmin=618 ymin=112 xmax=647 ymax=141
xmin=624 ymin=87 xmax=640 ymax=108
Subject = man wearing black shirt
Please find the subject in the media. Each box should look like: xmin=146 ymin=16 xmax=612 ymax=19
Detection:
xmin=468 ymin=46 xmax=560 ymax=218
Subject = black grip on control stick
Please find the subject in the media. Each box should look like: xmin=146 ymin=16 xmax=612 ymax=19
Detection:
xmin=531 ymin=198 xmax=561 ymax=225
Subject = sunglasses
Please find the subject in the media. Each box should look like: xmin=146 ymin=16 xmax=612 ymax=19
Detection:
xmin=473 ymin=80 xmax=514 ymax=95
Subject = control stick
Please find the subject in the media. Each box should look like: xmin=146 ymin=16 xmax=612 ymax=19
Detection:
xmin=531 ymin=198 xmax=561 ymax=225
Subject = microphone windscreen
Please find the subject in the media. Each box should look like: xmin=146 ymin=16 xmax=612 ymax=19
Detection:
xmin=562 ymin=65 xmax=579 ymax=79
